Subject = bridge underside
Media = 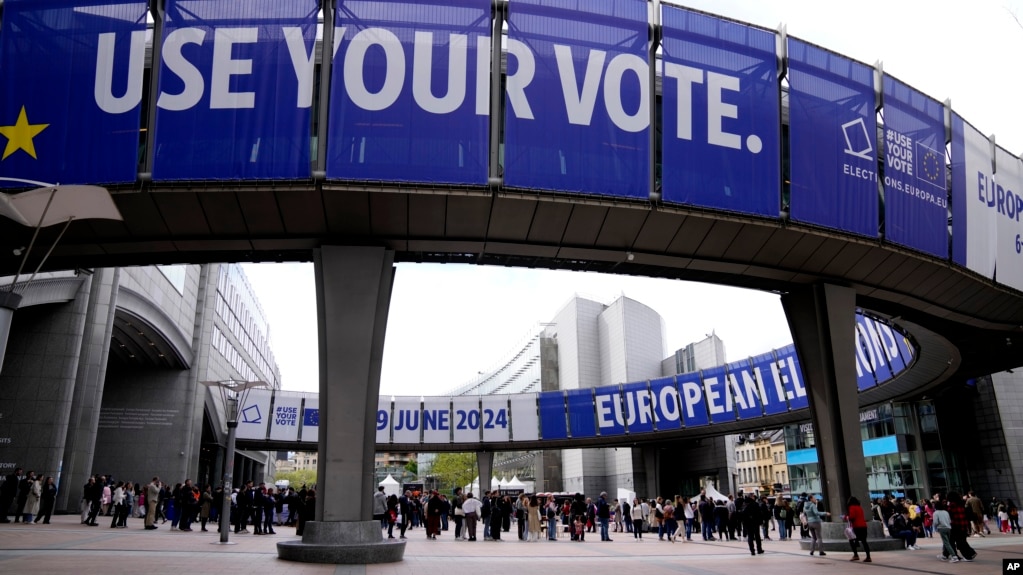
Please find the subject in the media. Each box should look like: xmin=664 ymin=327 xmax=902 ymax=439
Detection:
xmin=3 ymin=184 xmax=1020 ymax=381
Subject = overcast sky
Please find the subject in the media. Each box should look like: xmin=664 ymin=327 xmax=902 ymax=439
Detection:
xmin=243 ymin=0 xmax=1023 ymax=396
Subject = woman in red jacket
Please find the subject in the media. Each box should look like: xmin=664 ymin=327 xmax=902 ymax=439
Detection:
xmin=845 ymin=496 xmax=872 ymax=562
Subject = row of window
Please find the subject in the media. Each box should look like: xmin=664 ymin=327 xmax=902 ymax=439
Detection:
xmin=739 ymin=466 xmax=787 ymax=486
xmin=737 ymin=446 xmax=781 ymax=463
xmin=216 ymin=267 xmax=278 ymax=380
xmin=211 ymin=325 xmax=259 ymax=384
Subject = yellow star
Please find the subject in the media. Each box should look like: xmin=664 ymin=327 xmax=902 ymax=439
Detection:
xmin=0 ymin=106 xmax=49 ymax=161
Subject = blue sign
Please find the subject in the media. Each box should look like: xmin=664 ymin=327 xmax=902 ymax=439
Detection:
xmin=649 ymin=376 xmax=682 ymax=431
xmin=303 ymin=408 xmax=319 ymax=427
xmin=787 ymin=39 xmax=878 ymax=237
xmin=326 ymin=0 xmax=491 ymax=184
xmin=882 ymin=77 xmax=948 ymax=257
xmin=660 ymin=6 xmax=780 ymax=216
xmin=566 ymin=388 xmax=597 ymax=438
xmin=503 ymin=0 xmax=649 ymax=198
xmin=593 ymin=384 xmax=625 ymax=436
xmin=621 ymin=381 xmax=656 ymax=434
xmin=152 ymin=0 xmax=318 ymax=180
xmin=676 ymin=371 xmax=709 ymax=428
xmin=700 ymin=365 xmax=735 ymax=424
xmin=725 ymin=359 xmax=765 ymax=420
xmin=750 ymin=351 xmax=787 ymax=415
xmin=538 ymin=391 xmax=567 ymax=440
xmin=0 ymin=0 xmax=147 ymax=186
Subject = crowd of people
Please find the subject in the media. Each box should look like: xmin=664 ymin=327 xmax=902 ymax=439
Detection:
xmin=4 ymin=464 xmax=1018 ymax=565
xmin=0 ymin=468 xmax=319 ymax=535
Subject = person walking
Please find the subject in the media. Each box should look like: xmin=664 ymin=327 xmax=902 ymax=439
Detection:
xmin=740 ymin=493 xmax=764 ymax=555
xmin=804 ymin=494 xmax=829 ymax=556
xmin=946 ymin=491 xmax=977 ymax=561
xmin=933 ymin=500 xmax=960 ymax=562
xmin=34 ymin=476 xmax=57 ymax=524
xmin=845 ymin=496 xmax=872 ymax=563
xmin=461 ymin=492 xmax=481 ymax=541
xmin=597 ymin=492 xmax=612 ymax=541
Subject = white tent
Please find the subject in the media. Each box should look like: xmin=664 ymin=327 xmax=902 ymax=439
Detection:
xmin=491 ymin=477 xmax=501 ymax=489
xmin=378 ymin=474 xmax=400 ymax=497
xmin=506 ymin=476 xmax=526 ymax=490
xmin=499 ymin=477 xmax=510 ymax=487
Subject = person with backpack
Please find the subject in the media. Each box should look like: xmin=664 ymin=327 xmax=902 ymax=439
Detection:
xmin=545 ymin=495 xmax=559 ymax=540
xmin=888 ymin=506 xmax=920 ymax=549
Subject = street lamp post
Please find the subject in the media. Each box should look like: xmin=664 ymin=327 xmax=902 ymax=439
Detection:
xmin=200 ymin=379 xmax=269 ymax=545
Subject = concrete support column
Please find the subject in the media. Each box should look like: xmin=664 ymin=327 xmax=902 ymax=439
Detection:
xmin=279 ymin=246 xmax=404 ymax=564
xmin=780 ymin=283 xmax=868 ymax=516
xmin=60 ymin=268 xmax=119 ymax=510
xmin=0 ymin=291 xmax=22 ymax=374
xmin=477 ymin=452 xmax=493 ymax=496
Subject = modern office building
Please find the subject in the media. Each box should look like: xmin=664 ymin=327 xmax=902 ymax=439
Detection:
xmin=0 ymin=263 xmax=281 ymax=512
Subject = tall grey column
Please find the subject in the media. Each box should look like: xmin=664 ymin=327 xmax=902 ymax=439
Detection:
xmin=0 ymin=292 xmax=22 ymax=374
xmin=477 ymin=452 xmax=493 ymax=496
xmin=60 ymin=268 xmax=119 ymax=511
xmin=278 ymin=246 xmax=404 ymax=564
xmin=781 ymin=283 xmax=868 ymax=517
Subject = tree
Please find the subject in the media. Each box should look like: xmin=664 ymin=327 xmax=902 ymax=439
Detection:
xmin=405 ymin=457 xmax=418 ymax=477
xmin=274 ymin=468 xmax=317 ymax=489
xmin=429 ymin=452 xmax=477 ymax=493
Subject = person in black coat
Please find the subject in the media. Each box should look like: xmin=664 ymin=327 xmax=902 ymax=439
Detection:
xmin=0 ymin=468 xmax=20 ymax=523
xmin=488 ymin=494 xmax=503 ymax=541
xmin=296 ymin=488 xmax=315 ymax=536
xmin=741 ymin=494 xmax=764 ymax=555
xmin=35 ymin=476 xmax=57 ymax=524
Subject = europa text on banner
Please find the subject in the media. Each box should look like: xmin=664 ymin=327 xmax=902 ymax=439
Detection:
xmin=0 ymin=0 xmax=147 ymax=186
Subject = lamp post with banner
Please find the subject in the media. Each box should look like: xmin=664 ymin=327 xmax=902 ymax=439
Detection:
xmin=200 ymin=379 xmax=269 ymax=544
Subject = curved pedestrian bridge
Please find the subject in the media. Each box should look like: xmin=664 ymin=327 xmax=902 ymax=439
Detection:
xmin=233 ymin=310 xmax=913 ymax=452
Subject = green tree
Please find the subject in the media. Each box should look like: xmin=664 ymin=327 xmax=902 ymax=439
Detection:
xmin=429 ymin=452 xmax=476 ymax=493
xmin=274 ymin=468 xmax=317 ymax=488
xmin=405 ymin=457 xmax=418 ymax=477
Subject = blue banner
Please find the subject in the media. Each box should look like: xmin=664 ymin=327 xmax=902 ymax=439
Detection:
xmin=593 ymin=384 xmax=625 ymax=436
xmin=566 ymin=388 xmax=597 ymax=438
xmin=676 ymin=371 xmax=709 ymax=427
xmin=724 ymin=358 xmax=765 ymax=420
xmin=750 ymin=350 xmax=787 ymax=415
xmin=503 ymin=0 xmax=649 ymax=198
xmin=950 ymin=114 xmax=997 ymax=277
xmin=699 ymin=365 xmax=735 ymax=424
xmin=0 ymin=0 xmax=147 ymax=186
xmin=882 ymin=77 xmax=948 ymax=257
xmin=621 ymin=381 xmax=655 ymax=434
xmin=152 ymin=0 xmax=318 ymax=180
xmin=649 ymin=376 xmax=682 ymax=431
xmin=778 ymin=348 xmax=809 ymax=409
xmin=326 ymin=0 xmax=491 ymax=184
xmin=660 ymin=7 xmax=780 ymax=216
xmin=787 ymin=39 xmax=878 ymax=237
xmin=538 ymin=391 xmax=567 ymax=440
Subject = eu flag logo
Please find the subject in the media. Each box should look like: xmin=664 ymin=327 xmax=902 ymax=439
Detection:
xmin=916 ymin=141 xmax=944 ymax=189
xmin=303 ymin=408 xmax=319 ymax=427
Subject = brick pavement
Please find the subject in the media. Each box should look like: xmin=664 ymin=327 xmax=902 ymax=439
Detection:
xmin=0 ymin=515 xmax=1020 ymax=575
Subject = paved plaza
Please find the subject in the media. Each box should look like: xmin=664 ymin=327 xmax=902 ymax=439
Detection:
xmin=0 ymin=515 xmax=1020 ymax=575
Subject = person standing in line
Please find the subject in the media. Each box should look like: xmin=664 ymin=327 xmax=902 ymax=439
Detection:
xmin=632 ymin=498 xmax=645 ymax=539
xmin=804 ymin=494 xmax=828 ymax=556
xmin=33 ymin=476 xmax=57 ymax=525
xmin=741 ymin=493 xmax=764 ymax=556
xmin=488 ymin=492 xmax=503 ymax=541
xmin=145 ymin=477 xmax=161 ymax=530
xmin=845 ymin=496 xmax=872 ymax=563
xmin=662 ymin=499 xmax=677 ymax=543
xmin=527 ymin=494 xmax=542 ymax=542
xmin=296 ymin=488 xmax=315 ymax=537
xmin=425 ymin=490 xmax=443 ymax=540
xmin=461 ymin=492 xmax=482 ymax=541
xmin=621 ymin=498 xmax=633 ymax=533
xmin=596 ymin=492 xmax=612 ymax=542
xmin=398 ymin=490 xmax=413 ymax=539
xmin=373 ymin=485 xmax=388 ymax=531
xmin=22 ymin=474 xmax=41 ymax=523
xmin=545 ymin=495 xmax=559 ymax=541
xmin=0 ymin=468 xmax=21 ymax=523
xmin=15 ymin=470 xmax=36 ymax=523
xmin=451 ymin=487 xmax=465 ymax=540
xmin=200 ymin=485 xmax=214 ymax=532
xmin=110 ymin=482 xmax=125 ymax=528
